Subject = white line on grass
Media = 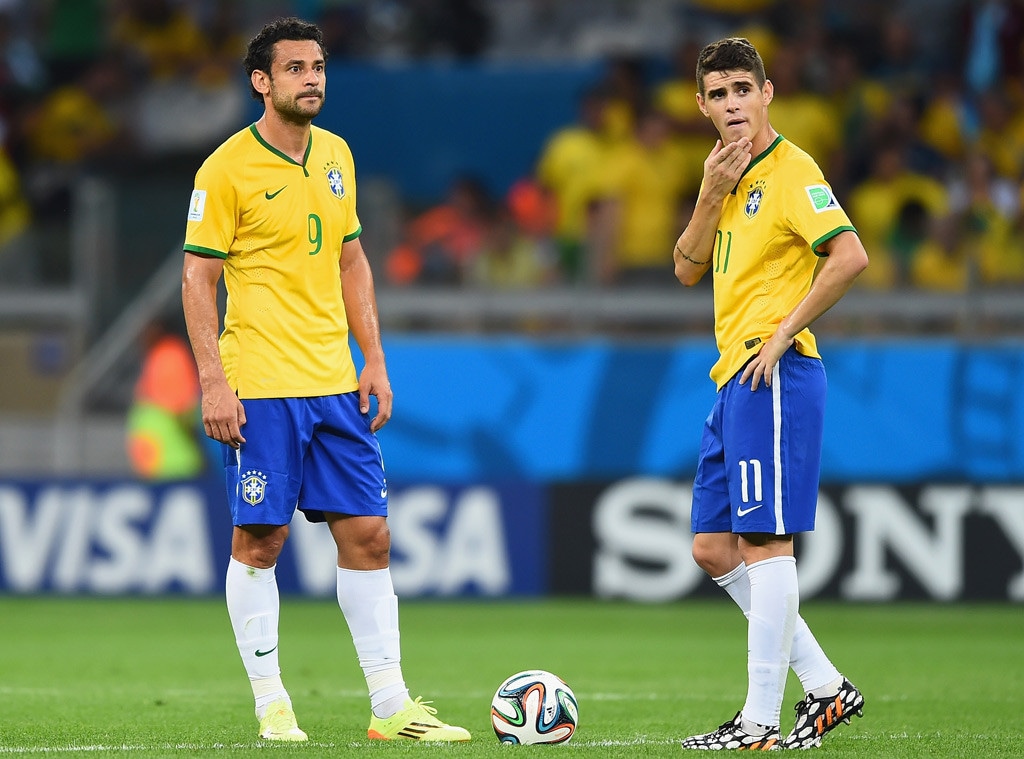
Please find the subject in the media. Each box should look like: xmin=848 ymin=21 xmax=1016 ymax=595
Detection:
xmin=574 ymin=738 xmax=680 ymax=747
xmin=8 ymin=734 xmax=992 ymax=754
xmin=585 ymin=692 xmax=662 ymax=700
xmin=0 ymin=743 xmax=341 ymax=754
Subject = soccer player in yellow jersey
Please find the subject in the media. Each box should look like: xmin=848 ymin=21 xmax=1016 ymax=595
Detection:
xmin=181 ymin=17 xmax=469 ymax=744
xmin=673 ymin=38 xmax=869 ymax=750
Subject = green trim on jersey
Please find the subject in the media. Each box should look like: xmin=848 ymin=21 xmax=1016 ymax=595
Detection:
xmin=183 ymin=244 xmax=228 ymax=259
xmin=248 ymin=123 xmax=313 ymax=173
xmin=732 ymin=134 xmax=785 ymax=192
xmin=811 ymin=225 xmax=857 ymax=255
xmin=343 ymin=225 xmax=362 ymax=243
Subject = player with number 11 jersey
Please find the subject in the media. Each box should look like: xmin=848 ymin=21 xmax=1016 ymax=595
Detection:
xmin=707 ymin=135 xmax=856 ymax=390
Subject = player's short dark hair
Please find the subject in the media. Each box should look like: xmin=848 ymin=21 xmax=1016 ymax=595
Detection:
xmin=695 ymin=37 xmax=766 ymax=97
xmin=244 ymin=17 xmax=326 ymax=102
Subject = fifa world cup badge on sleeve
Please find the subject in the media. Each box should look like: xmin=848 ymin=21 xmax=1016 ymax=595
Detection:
xmin=805 ymin=184 xmax=839 ymax=213
xmin=188 ymin=189 xmax=206 ymax=221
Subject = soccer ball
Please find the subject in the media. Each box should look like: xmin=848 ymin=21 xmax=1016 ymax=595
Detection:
xmin=490 ymin=669 xmax=578 ymax=744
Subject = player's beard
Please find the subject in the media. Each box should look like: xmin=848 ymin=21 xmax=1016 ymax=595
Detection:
xmin=271 ymin=88 xmax=325 ymax=125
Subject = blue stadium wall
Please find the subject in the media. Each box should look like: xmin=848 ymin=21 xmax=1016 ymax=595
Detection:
xmin=2 ymin=337 xmax=1022 ymax=601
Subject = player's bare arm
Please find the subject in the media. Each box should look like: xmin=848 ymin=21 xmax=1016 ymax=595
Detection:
xmin=181 ymin=252 xmax=247 ymax=447
xmin=741 ymin=230 xmax=869 ymax=390
xmin=674 ymin=138 xmax=752 ymax=286
xmin=339 ymin=236 xmax=393 ymax=432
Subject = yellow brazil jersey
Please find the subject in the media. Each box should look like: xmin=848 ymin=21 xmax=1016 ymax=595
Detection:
xmin=183 ymin=123 xmax=362 ymax=399
xmin=536 ymin=126 xmax=608 ymax=240
xmin=709 ymin=136 xmax=856 ymax=389
xmin=603 ymin=137 xmax=689 ymax=268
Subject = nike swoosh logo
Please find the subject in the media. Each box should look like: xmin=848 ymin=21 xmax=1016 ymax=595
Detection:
xmin=736 ymin=504 xmax=763 ymax=517
xmin=265 ymin=186 xmax=286 ymax=200
xmin=254 ymin=646 xmax=278 ymax=657
xmin=380 ymin=487 xmax=388 ymax=498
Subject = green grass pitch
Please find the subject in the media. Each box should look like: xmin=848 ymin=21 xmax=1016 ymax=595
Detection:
xmin=0 ymin=597 xmax=1021 ymax=757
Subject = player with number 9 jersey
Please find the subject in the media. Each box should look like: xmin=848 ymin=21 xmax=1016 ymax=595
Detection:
xmin=184 ymin=123 xmax=361 ymax=399
xmin=179 ymin=17 xmax=469 ymax=746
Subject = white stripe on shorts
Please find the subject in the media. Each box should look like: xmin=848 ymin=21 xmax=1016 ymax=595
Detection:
xmin=772 ymin=362 xmax=784 ymax=534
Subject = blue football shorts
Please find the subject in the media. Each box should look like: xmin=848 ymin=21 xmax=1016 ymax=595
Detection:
xmin=690 ymin=347 xmax=826 ymax=536
xmin=222 ymin=393 xmax=388 ymax=526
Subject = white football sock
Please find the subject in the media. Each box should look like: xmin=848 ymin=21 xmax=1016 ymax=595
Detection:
xmin=715 ymin=562 xmax=841 ymax=693
xmin=336 ymin=567 xmax=409 ymax=719
xmin=225 ymin=557 xmax=289 ymax=717
xmin=809 ymin=675 xmax=846 ymax=699
xmin=741 ymin=556 xmax=799 ymax=728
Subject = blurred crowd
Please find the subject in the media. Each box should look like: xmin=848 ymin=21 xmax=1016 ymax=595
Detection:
xmin=382 ymin=0 xmax=1024 ymax=293
xmin=0 ymin=0 xmax=256 ymax=284
xmin=2 ymin=0 xmax=1024 ymax=295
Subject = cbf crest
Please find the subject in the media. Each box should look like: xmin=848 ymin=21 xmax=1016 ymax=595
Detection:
xmin=744 ymin=179 xmax=766 ymax=219
xmin=241 ymin=469 xmax=268 ymax=506
xmin=323 ymin=160 xmax=345 ymax=199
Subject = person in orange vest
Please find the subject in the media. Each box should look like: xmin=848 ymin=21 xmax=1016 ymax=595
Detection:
xmin=125 ymin=316 xmax=205 ymax=479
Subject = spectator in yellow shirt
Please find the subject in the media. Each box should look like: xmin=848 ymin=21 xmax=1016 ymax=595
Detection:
xmin=949 ymin=151 xmax=1024 ymax=286
xmin=761 ymin=43 xmax=840 ymax=176
xmin=110 ymin=0 xmax=207 ymax=81
xmin=536 ymin=87 xmax=612 ymax=282
xmin=594 ymin=108 xmax=690 ymax=286
xmin=973 ymin=89 xmax=1024 ymax=183
xmin=653 ymin=38 xmax=722 ymax=203
xmin=887 ymin=199 xmax=968 ymax=292
xmin=0 ymin=147 xmax=32 ymax=283
xmin=469 ymin=207 xmax=556 ymax=290
xmin=848 ymin=143 xmax=950 ymax=288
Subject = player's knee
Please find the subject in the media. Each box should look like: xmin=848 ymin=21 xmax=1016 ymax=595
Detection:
xmin=362 ymin=522 xmax=391 ymax=563
xmin=247 ymin=545 xmax=282 ymax=567
xmin=690 ymin=539 xmax=720 ymax=576
xmin=338 ymin=518 xmax=391 ymax=567
xmin=233 ymin=524 xmax=288 ymax=567
xmin=691 ymin=534 xmax=739 ymax=577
